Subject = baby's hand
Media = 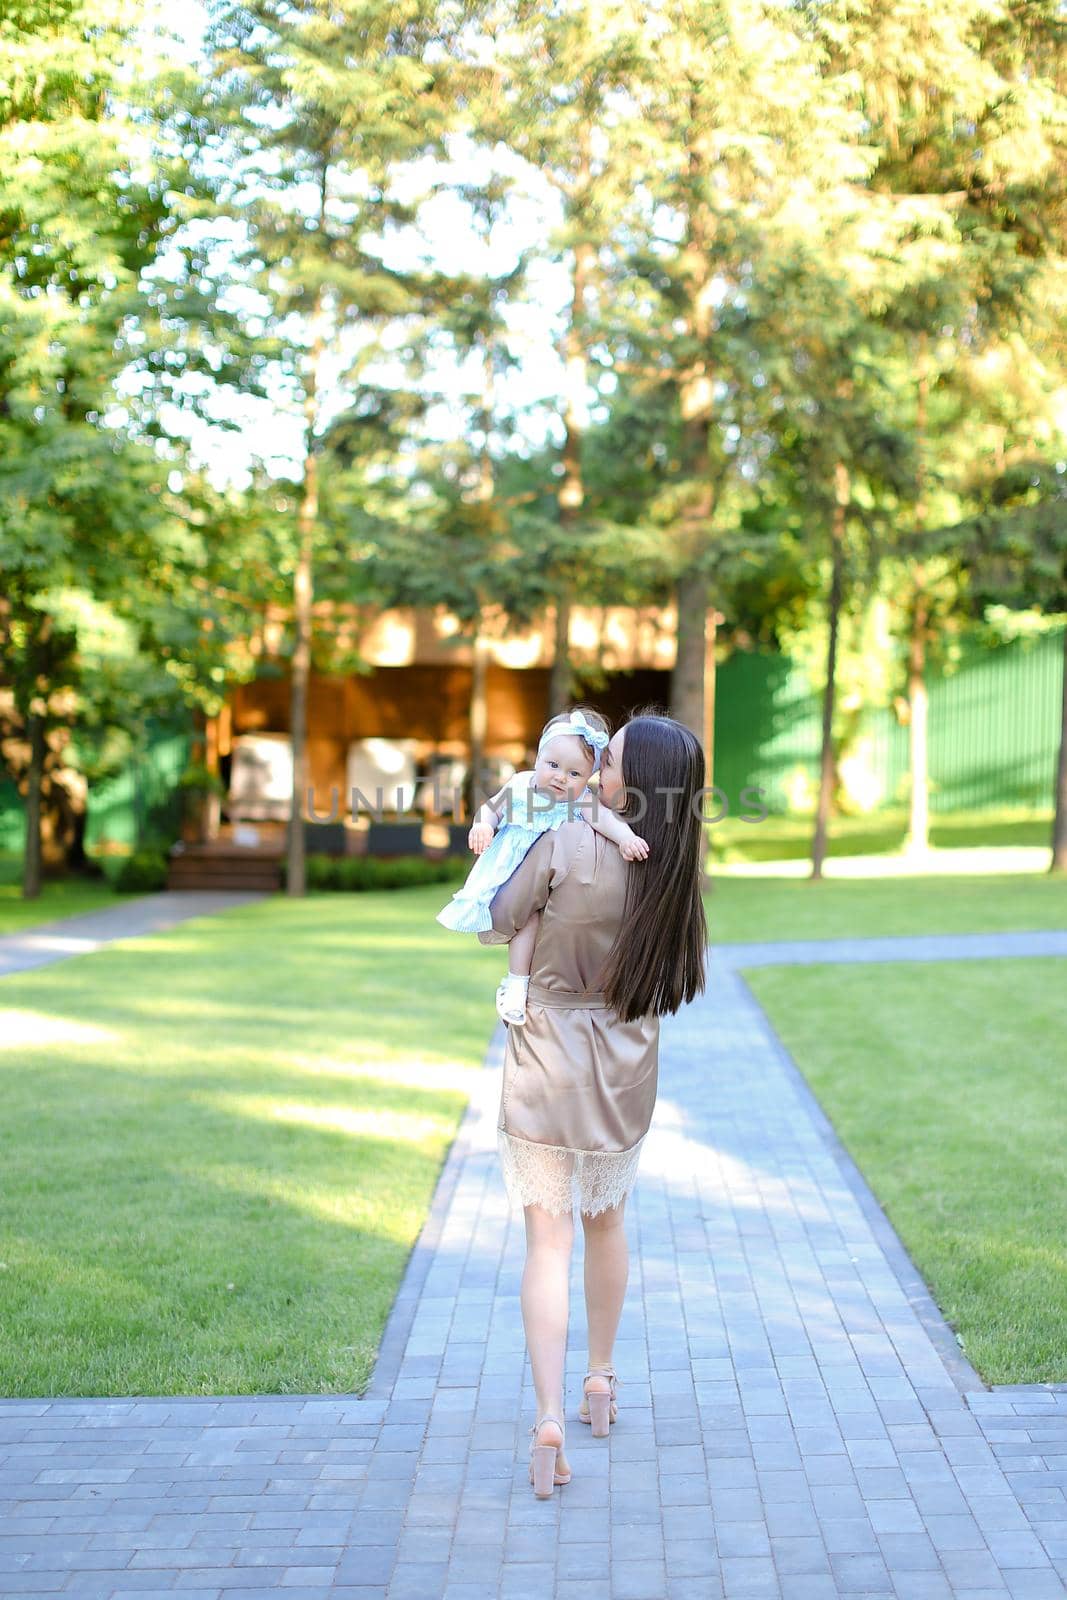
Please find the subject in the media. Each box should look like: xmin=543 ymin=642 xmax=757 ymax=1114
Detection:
xmin=619 ymin=829 xmax=650 ymax=862
xmin=469 ymin=821 xmax=495 ymax=855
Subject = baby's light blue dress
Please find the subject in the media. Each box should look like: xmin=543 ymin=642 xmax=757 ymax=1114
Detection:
xmin=436 ymin=772 xmax=595 ymax=934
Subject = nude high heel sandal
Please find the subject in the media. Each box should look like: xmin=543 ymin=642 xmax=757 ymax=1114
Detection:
xmin=579 ymin=1367 xmax=620 ymax=1436
xmin=528 ymin=1413 xmax=570 ymax=1498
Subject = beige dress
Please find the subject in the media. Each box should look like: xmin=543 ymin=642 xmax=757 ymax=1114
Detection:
xmin=477 ymin=819 xmax=659 ymax=1216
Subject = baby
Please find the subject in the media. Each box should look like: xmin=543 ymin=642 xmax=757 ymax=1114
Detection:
xmin=435 ymin=707 xmax=650 ymax=1025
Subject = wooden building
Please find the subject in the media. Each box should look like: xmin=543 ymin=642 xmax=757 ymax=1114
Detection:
xmin=208 ymin=599 xmax=680 ymax=821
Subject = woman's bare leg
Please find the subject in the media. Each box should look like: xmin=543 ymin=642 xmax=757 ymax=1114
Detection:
xmin=581 ymin=1199 xmax=628 ymax=1409
xmin=507 ymin=909 xmax=540 ymax=976
xmin=521 ymin=1201 xmax=574 ymax=1472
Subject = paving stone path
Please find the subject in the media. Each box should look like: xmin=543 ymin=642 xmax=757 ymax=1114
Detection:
xmin=0 ymin=892 xmax=269 ymax=978
xmin=1 ymin=904 xmax=1065 ymax=1599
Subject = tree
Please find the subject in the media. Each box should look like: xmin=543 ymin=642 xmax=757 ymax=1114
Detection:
xmin=0 ymin=0 xmax=245 ymax=894
xmin=803 ymin=0 xmax=1067 ymax=854
xmin=460 ymin=0 xmax=655 ymax=716
xmin=207 ymin=0 xmax=476 ymax=894
xmin=414 ymin=176 xmax=537 ymax=813
xmin=922 ymin=461 xmax=1067 ymax=869
xmin=576 ymin=0 xmax=877 ymax=758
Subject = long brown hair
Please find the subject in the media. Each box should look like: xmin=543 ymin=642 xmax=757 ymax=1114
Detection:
xmin=594 ymin=707 xmax=709 ymax=1021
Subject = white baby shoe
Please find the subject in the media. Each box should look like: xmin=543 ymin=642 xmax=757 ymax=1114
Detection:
xmin=496 ymin=974 xmax=529 ymax=1026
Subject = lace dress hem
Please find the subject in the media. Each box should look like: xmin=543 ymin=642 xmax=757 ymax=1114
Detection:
xmin=497 ymin=1128 xmax=645 ymax=1217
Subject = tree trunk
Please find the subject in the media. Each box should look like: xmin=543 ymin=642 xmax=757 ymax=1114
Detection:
xmin=22 ymin=710 xmax=45 ymax=899
xmin=904 ymin=332 xmax=931 ymax=857
xmin=547 ymin=231 xmax=593 ymax=720
xmin=466 ymin=629 xmax=491 ymax=817
xmin=548 ymin=595 xmax=572 ymax=717
xmin=1052 ymin=623 xmax=1067 ymax=873
xmin=672 ymin=567 xmax=708 ymax=738
xmin=699 ymin=608 xmax=719 ymax=897
xmin=703 ymin=608 xmax=718 ymax=781
xmin=45 ymin=761 xmax=88 ymax=871
xmin=465 ymin=342 xmax=497 ymax=815
xmin=288 ymin=515 xmax=314 ymax=896
xmin=205 ymin=710 xmax=221 ymax=821
xmin=903 ymin=576 xmax=931 ymax=857
xmin=811 ymin=462 xmax=849 ymax=880
xmin=672 ymin=131 xmax=717 ymax=743
xmin=287 ymin=170 xmax=329 ymax=898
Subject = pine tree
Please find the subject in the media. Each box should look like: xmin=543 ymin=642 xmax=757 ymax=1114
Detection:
xmin=207 ymin=0 xmax=475 ymax=893
xmin=576 ymin=0 xmax=878 ymax=750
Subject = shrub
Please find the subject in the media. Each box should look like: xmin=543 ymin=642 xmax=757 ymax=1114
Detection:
xmin=114 ymin=848 xmax=169 ymax=894
xmin=280 ymin=853 xmax=470 ymax=892
xmin=177 ymin=761 xmax=227 ymax=797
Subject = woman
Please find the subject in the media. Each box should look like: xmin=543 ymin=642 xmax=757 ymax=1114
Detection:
xmin=476 ymin=708 xmax=708 ymax=1497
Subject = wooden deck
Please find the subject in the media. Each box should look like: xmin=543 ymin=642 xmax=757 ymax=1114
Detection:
xmin=165 ymin=820 xmax=465 ymax=890
xmin=166 ymin=826 xmax=285 ymax=892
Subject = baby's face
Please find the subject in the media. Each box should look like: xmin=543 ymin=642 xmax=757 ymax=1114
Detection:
xmin=534 ymin=734 xmax=596 ymax=800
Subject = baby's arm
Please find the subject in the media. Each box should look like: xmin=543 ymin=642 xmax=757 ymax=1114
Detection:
xmin=468 ymin=772 xmax=528 ymax=855
xmin=506 ymin=909 xmax=540 ymax=976
xmin=469 ymin=794 xmax=502 ymax=855
xmin=585 ymin=795 xmax=650 ymax=861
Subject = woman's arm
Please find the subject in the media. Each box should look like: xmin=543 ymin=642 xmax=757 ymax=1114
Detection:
xmin=475 ymin=826 xmax=572 ymax=947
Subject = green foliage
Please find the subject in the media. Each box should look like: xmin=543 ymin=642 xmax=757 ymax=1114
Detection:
xmin=282 ymin=853 xmax=470 ymax=892
xmin=113 ymin=847 xmax=169 ymax=894
xmin=931 ymin=459 xmax=1067 ymax=616
xmin=177 ymin=762 xmax=227 ymax=797
xmin=0 ymin=0 xmax=261 ymax=889
xmin=3 ymin=0 xmax=1066 ymax=895
xmin=202 ymin=0 xmax=476 ymax=632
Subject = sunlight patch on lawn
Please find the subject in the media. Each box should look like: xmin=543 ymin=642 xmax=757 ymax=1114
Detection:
xmin=716 ymin=846 xmax=1051 ymax=878
xmin=0 ymin=1010 xmax=122 ymax=1051
xmin=189 ymin=1158 xmax=434 ymax=1238
xmin=204 ymin=1090 xmax=462 ymax=1147
xmin=283 ymin=1052 xmax=480 ymax=1094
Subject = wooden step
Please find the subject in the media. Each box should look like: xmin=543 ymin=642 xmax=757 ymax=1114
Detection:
xmin=167 ymin=870 xmax=281 ymax=892
xmin=171 ymin=841 xmax=283 ymax=862
xmin=167 ymin=847 xmax=282 ymax=892
xmin=167 ymin=874 xmax=281 ymax=891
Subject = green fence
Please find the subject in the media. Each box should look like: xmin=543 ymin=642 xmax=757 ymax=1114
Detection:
xmin=0 ymin=777 xmax=25 ymax=857
xmin=714 ymin=648 xmax=821 ymax=817
xmin=82 ymin=724 xmax=192 ymax=852
xmin=0 ymin=716 xmax=193 ymax=861
xmin=0 ymin=626 xmax=1063 ymax=856
xmin=913 ymin=628 xmax=1063 ymax=811
xmin=713 ymin=624 xmax=1064 ymax=815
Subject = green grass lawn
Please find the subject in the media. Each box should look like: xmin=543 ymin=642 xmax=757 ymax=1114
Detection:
xmin=0 ymin=868 xmax=126 ymax=933
xmin=703 ymin=869 xmax=1066 ymax=943
xmin=708 ymin=805 xmax=1055 ymax=863
xmin=744 ymin=956 xmax=1067 ymax=1385
xmin=1 ymin=854 xmax=1064 ymax=1397
xmin=0 ymin=886 xmax=503 ymax=1397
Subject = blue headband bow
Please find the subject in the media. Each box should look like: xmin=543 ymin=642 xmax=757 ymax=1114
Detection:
xmin=536 ymin=711 xmax=610 ymax=773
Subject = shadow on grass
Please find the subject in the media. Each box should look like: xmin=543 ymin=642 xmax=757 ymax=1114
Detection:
xmin=0 ymin=890 xmax=501 ymax=1399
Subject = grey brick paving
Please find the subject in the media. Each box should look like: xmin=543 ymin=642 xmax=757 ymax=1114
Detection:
xmin=1 ymin=928 xmax=1065 ymax=1596
xmin=716 ymin=930 xmax=1067 ymax=968
xmin=0 ymin=891 xmax=269 ymax=977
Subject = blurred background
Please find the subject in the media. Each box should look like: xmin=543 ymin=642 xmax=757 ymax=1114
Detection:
xmin=1 ymin=0 xmax=1064 ymax=901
